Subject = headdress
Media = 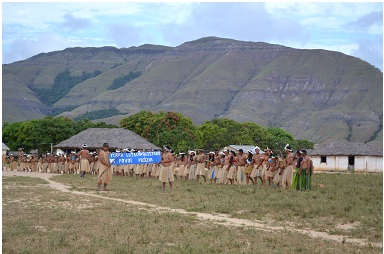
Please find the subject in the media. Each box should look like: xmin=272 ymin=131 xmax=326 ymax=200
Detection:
xmin=284 ymin=144 xmax=292 ymax=152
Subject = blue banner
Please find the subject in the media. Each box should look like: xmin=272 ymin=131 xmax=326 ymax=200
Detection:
xmin=108 ymin=151 xmax=161 ymax=165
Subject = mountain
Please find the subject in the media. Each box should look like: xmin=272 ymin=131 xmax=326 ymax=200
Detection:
xmin=2 ymin=37 xmax=383 ymax=145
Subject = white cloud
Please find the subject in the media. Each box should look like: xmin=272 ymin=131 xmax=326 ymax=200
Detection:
xmin=2 ymin=2 xmax=382 ymax=70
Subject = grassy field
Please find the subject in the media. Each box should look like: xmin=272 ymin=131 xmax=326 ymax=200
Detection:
xmin=2 ymin=172 xmax=382 ymax=253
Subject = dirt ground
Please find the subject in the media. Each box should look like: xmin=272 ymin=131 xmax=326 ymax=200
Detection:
xmin=2 ymin=170 xmax=381 ymax=248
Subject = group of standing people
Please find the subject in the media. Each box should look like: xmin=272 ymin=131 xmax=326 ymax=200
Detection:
xmin=2 ymin=146 xmax=100 ymax=175
xmin=157 ymin=144 xmax=313 ymax=191
xmin=2 ymin=143 xmax=313 ymax=192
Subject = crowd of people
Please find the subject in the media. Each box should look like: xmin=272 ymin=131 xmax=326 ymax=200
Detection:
xmin=2 ymin=143 xmax=313 ymax=192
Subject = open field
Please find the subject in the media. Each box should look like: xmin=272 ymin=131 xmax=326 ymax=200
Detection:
xmin=2 ymin=171 xmax=382 ymax=253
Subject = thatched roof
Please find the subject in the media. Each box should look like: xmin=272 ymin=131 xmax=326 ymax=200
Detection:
xmin=2 ymin=143 xmax=10 ymax=151
xmin=54 ymin=128 xmax=160 ymax=150
xmin=307 ymin=141 xmax=382 ymax=157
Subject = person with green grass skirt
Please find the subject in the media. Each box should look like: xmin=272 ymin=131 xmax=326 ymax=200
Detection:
xmin=291 ymin=150 xmax=303 ymax=190
xmin=299 ymin=150 xmax=311 ymax=191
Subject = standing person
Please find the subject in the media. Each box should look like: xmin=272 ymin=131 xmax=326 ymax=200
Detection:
xmin=244 ymin=150 xmax=254 ymax=185
xmin=170 ymin=150 xmax=177 ymax=180
xmin=195 ymin=149 xmax=207 ymax=183
xmin=273 ymin=155 xmax=285 ymax=188
xmin=89 ymin=153 xmax=95 ymax=175
xmin=225 ymin=150 xmax=236 ymax=185
xmin=265 ymin=148 xmax=276 ymax=187
xmin=94 ymin=154 xmax=100 ymax=175
xmin=212 ymin=150 xmax=221 ymax=184
xmin=10 ymin=154 xmax=17 ymax=171
xmin=281 ymin=144 xmax=295 ymax=189
xmin=236 ymin=149 xmax=247 ymax=185
xmin=220 ymin=150 xmax=231 ymax=184
xmin=188 ymin=151 xmax=197 ymax=180
xmin=97 ymin=143 xmax=112 ymax=191
xmin=17 ymin=155 xmax=23 ymax=171
xmin=207 ymin=151 xmax=217 ymax=183
xmin=31 ymin=154 xmax=37 ymax=172
xmin=5 ymin=155 xmax=10 ymax=171
xmin=52 ymin=155 xmax=58 ymax=174
xmin=177 ymin=152 xmax=187 ymax=179
xmin=250 ymin=147 xmax=264 ymax=186
xmin=299 ymin=150 xmax=312 ymax=190
xmin=79 ymin=144 xmax=90 ymax=177
xmin=59 ymin=154 xmax=66 ymax=174
xmin=37 ymin=155 xmax=43 ymax=172
xmin=291 ymin=150 xmax=303 ymax=190
xmin=2 ymin=154 xmax=7 ymax=171
xmin=159 ymin=145 xmax=174 ymax=192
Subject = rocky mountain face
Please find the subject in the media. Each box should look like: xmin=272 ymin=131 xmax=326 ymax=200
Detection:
xmin=2 ymin=37 xmax=383 ymax=145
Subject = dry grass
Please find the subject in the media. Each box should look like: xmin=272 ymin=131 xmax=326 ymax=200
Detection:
xmin=2 ymin=173 xmax=382 ymax=253
xmin=52 ymin=172 xmax=382 ymax=241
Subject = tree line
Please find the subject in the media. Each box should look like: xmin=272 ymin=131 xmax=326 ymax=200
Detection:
xmin=120 ymin=111 xmax=313 ymax=154
xmin=2 ymin=111 xmax=313 ymax=155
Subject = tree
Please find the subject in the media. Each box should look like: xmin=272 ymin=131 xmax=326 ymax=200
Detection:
xmin=197 ymin=121 xmax=227 ymax=150
xmin=2 ymin=116 xmax=117 ymax=153
xmin=265 ymin=127 xmax=295 ymax=154
xmin=120 ymin=111 xmax=198 ymax=153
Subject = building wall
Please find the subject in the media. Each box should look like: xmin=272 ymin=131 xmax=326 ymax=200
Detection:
xmin=311 ymin=155 xmax=383 ymax=172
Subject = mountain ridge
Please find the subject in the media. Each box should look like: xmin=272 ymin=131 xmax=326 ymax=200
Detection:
xmin=2 ymin=37 xmax=382 ymax=145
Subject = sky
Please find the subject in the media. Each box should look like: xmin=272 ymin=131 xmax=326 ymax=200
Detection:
xmin=2 ymin=1 xmax=383 ymax=70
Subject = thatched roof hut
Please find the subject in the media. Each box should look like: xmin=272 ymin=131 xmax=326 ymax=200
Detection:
xmin=307 ymin=141 xmax=382 ymax=157
xmin=54 ymin=128 xmax=160 ymax=150
xmin=2 ymin=143 xmax=10 ymax=151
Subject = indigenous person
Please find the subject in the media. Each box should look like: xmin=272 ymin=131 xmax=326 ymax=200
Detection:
xmin=299 ymin=150 xmax=312 ymax=190
xmin=177 ymin=152 xmax=187 ymax=179
xmin=250 ymin=147 xmax=264 ymax=185
xmin=159 ymin=145 xmax=174 ymax=191
xmin=188 ymin=151 xmax=197 ymax=180
xmin=265 ymin=148 xmax=275 ymax=187
xmin=236 ymin=149 xmax=247 ymax=185
xmin=31 ymin=154 xmax=37 ymax=172
xmin=94 ymin=154 xmax=100 ymax=175
xmin=281 ymin=144 xmax=295 ymax=189
xmin=219 ymin=150 xmax=230 ymax=184
xmin=207 ymin=151 xmax=217 ymax=183
xmin=226 ymin=151 xmax=236 ymax=185
xmin=170 ymin=150 xmax=177 ymax=180
xmin=97 ymin=143 xmax=112 ymax=191
xmin=5 ymin=155 xmax=11 ymax=171
xmin=244 ymin=150 xmax=254 ymax=185
xmin=273 ymin=154 xmax=285 ymax=188
xmin=291 ymin=150 xmax=303 ymax=190
xmin=37 ymin=155 xmax=43 ymax=172
xmin=10 ymin=154 xmax=17 ymax=171
xmin=2 ymin=154 xmax=7 ymax=171
xmin=52 ymin=155 xmax=58 ymax=174
xmin=195 ymin=149 xmax=207 ymax=183
xmin=79 ymin=144 xmax=90 ymax=177
xmin=59 ymin=154 xmax=66 ymax=174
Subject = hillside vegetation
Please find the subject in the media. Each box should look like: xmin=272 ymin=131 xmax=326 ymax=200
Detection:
xmin=2 ymin=37 xmax=382 ymax=145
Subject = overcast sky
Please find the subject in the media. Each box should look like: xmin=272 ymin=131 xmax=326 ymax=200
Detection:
xmin=2 ymin=2 xmax=383 ymax=70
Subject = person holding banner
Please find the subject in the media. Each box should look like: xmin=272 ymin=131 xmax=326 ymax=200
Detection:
xmin=159 ymin=145 xmax=174 ymax=192
xmin=97 ymin=143 xmax=112 ymax=191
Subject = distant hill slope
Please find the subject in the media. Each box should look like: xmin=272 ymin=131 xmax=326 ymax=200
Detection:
xmin=2 ymin=37 xmax=382 ymax=145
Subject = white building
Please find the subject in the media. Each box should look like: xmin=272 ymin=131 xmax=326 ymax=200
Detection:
xmin=307 ymin=141 xmax=382 ymax=172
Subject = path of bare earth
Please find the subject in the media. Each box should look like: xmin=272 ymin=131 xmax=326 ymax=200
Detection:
xmin=2 ymin=171 xmax=381 ymax=248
